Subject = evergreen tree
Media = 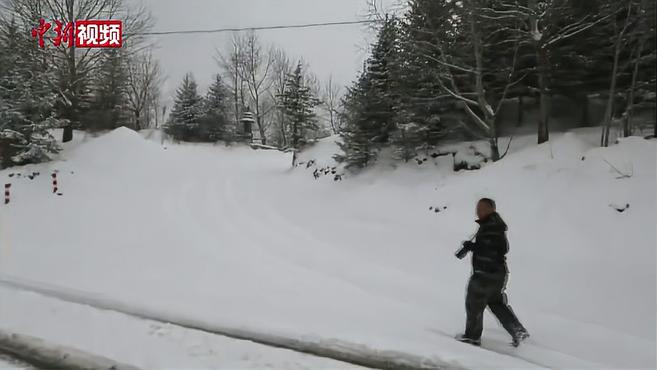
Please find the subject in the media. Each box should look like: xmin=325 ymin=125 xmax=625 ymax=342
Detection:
xmin=0 ymin=18 xmax=64 ymax=168
xmin=165 ymin=73 xmax=203 ymax=141
xmin=200 ymin=74 xmax=231 ymax=142
xmin=338 ymin=17 xmax=402 ymax=169
xmin=86 ymin=49 xmax=130 ymax=131
xmin=395 ymin=0 xmax=458 ymax=160
xmin=280 ymin=63 xmax=321 ymax=150
xmin=365 ymin=16 xmax=402 ymax=144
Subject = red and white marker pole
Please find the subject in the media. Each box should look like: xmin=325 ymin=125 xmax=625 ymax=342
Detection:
xmin=4 ymin=183 xmax=10 ymax=205
xmin=51 ymin=172 xmax=58 ymax=194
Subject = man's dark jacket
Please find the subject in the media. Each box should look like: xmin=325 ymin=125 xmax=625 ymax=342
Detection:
xmin=468 ymin=212 xmax=509 ymax=276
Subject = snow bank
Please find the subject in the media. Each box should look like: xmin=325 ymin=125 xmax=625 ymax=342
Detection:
xmin=0 ymin=329 xmax=141 ymax=370
xmin=0 ymin=286 xmax=369 ymax=370
xmin=70 ymin=127 xmax=163 ymax=166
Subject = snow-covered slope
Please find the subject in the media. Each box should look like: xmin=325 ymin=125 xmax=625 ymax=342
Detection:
xmin=0 ymin=127 xmax=654 ymax=369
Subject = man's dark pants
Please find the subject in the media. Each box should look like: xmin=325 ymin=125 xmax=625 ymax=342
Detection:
xmin=465 ymin=271 xmax=525 ymax=340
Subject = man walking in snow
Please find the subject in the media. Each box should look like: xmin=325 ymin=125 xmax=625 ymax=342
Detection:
xmin=455 ymin=198 xmax=529 ymax=347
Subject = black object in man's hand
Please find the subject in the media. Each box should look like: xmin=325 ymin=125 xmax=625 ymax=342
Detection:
xmin=455 ymin=241 xmax=475 ymax=260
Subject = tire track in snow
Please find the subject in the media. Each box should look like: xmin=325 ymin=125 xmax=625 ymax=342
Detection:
xmin=222 ymin=175 xmax=458 ymax=328
xmin=0 ymin=275 xmax=481 ymax=370
xmin=222 ymin=177 xmax=419 ymax=300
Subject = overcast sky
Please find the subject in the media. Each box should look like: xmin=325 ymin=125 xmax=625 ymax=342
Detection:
xmin=137 ymin=0 xmax=398 ymax=105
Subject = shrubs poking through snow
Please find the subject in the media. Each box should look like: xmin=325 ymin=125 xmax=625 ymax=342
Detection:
xmin=429 ymin=206 xmax=448 ymax=214
xmin=303 ymin=161 xmax=343 ymax=182
xmin=453 ymin=145 xmax=490 ymax=172
xmin=610 ymin=203 xmax=631 ymax=213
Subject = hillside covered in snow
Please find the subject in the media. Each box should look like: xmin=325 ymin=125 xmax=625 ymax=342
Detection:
xmin=0 ymin=127 xmax=655 ymax=369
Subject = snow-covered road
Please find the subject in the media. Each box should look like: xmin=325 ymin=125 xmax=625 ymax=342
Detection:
xmin=0 ymin=284 xmax=371 ymax=370
xmin=0 ymin=128 xmax=654 ymax=369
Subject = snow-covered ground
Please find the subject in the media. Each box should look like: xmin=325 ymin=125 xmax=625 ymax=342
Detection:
xmin=0 ymin=355 xmax=33 ymax=370
xmin=0 ymin=127 xmax=654 ymax=369
xmin=0 ymin=286 xmax=367 ymax=370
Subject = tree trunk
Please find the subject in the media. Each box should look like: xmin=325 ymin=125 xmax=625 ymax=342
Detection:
xmin=62 ymin=0 xmax=76 ymax=143
xmin=467 ymin=6 xmax=500 ymax=162
xmin=625 ymin=38 xmax=644 ymax=137
xmin=257 ymin=117 xmax=267 ymax=146
xmin=579 ymin=94 xmax=589 ymax=126
xmin=135 ymin=111 xmax=141 ymax=131
xmin=601 ymin=42 xmax=623 ymax=147
xmin=602 ymin=1 xmax=633 ymax=147
xmin=517 ymin=96 xmax=524 ymax=127
xmin=329 ymin=109 xmax=336 ymax=134
xmin=279 ymin=111 xmax=287 ymax=147
xmin=489 ymin=137 xmax=500 ymax=161
xmin=536 ymin=46 xmax=550 ymax=144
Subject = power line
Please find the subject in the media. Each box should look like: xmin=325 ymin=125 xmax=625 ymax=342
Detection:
xmin=130 ymin=19 xmax=379 ymax=36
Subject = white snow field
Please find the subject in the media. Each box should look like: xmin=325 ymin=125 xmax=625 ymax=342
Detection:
xmin=0 ymin=285 xmax=368 ymax=370
xmin=0 ymin=355 xmax=33 ymax=370
xmin=0 ymin=127 xmax=654 ymax=369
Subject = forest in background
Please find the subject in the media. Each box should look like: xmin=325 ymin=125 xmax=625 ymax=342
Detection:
xmin=0 ymin=0 xmax=655 ymax=170
xmin=338 ymin=0 xmax=656 ymax=168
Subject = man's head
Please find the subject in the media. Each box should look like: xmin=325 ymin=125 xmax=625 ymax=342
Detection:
xmin=476 ymin=198 xmax=496 ymax=220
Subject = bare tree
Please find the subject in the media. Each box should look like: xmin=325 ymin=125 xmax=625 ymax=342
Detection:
xmin=624 ymin=0 xmax=656 ymax=138
xmin=418 ymin=0 xmax=524 ymax=160
xmin=489 ymin=0 xmax=619 ymax=144
xmin=237 ymin=31 xmax=275 ymax=145
xmin=268 ymin=48 xmax=293 ymax=147
xmin=217 ymin=33 xmax=246 ymax=133
xmin=601 ymin=0 xmax=635 ymax=147
xmin=125 ymin=51 xmax=162 ymax=130
xmin=322 ymin=76 xmax=343 ymax=134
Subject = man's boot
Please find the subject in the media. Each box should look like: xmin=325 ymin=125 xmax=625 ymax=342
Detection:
xmin=511 ymin=329 xmax=530 ymax=347
xmin=456 ymin=334 xmax=481 ymax=346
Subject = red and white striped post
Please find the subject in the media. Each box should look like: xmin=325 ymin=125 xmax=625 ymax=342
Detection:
xmin=4 ymin=183 xmax=10 ymax=204
xmin=51 ymin=172 xmax=58 ymax=194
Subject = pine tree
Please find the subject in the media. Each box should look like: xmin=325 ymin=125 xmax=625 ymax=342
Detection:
xmin=86 ymin=49 xmax=130 ymax=131
xmin=337 ymin=17 xmax=402 ymax=169
xmin=200 ymin=74 xmax=231 ymax=142
xmin=165 ymin=73 xmax=203 ymax=141
xmin=0 ymin=18 xmax=64 ymax=168
xmin=280 ymin=63 xmax=320 ymax=150
xmin=394 ymin=0 xmax=457 ymax=160
xmin=365 ymin=16 xmax=402 ymax=144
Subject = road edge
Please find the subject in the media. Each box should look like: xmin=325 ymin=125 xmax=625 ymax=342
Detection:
xmin=0 ymin=330 xmax=142 ymax=370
